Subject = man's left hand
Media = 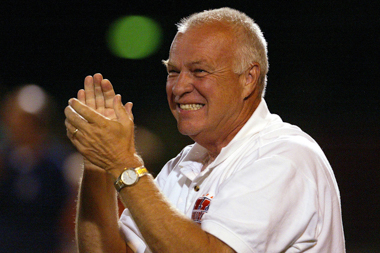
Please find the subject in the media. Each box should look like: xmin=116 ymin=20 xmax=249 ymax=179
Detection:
xmin=64 ymin=95 xmax=142 ymax=178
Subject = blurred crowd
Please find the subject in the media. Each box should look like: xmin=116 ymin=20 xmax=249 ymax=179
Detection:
xmin=0 ymin=84 xmax=81 ymax=252
xmin=0 ymin=83 xmax=167 ymax=252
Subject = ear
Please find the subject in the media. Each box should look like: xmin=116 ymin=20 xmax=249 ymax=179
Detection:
xmin=242 ymin=63 xmax=260 ymax=99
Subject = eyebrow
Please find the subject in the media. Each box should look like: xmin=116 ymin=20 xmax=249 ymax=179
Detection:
xmin=189 ymin=60 xmax=208 ymax=66
xmin=189 ymin=60 xmax=215 ymax=72
xmin=163 ymin=59 xmax=212 ymax=70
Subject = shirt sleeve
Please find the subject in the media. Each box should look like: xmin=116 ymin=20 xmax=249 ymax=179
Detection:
xmin=201 ymin=155 xmax=320 ymax=253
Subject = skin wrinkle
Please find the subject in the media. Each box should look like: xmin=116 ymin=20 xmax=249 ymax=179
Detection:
xmin=166 ymin=24 xmax=260 ymax=159
xmin=67 ymin=11 xmax=264 ymax=252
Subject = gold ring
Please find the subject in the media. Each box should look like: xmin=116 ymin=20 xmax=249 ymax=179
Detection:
xmin=72 ymin=128 xmax=79 ymax=137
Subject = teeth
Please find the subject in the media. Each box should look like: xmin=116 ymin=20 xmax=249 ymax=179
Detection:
xmin=180 ymin=104 xmax=204 ymax=111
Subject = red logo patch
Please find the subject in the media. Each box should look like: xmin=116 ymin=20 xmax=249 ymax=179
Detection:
xmin=191 ymin=194 xmax=213 ymax=224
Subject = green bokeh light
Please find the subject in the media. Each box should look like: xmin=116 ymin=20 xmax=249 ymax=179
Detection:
xmin=107 ymin=15 xmax=163 ymax=59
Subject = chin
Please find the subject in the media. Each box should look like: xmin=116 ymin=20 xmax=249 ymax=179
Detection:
xmin=178 ymin=127 xmax=196 ymax=137
xmin=177 ymin=123 xmax=200 ymax=137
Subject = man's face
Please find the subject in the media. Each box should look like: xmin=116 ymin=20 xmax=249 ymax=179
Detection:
xmin=165 ymin=24 xmax=249 ymax=144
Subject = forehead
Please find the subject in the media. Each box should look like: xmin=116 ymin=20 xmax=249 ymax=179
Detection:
xmin=168 ymin=23 xmax=236 ymax=65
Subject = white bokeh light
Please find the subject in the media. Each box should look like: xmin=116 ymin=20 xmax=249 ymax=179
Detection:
xmin=17 ymin=84 xmax=46 ymax=114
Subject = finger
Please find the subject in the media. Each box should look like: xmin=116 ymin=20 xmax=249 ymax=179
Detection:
xmin=65 ymin=118 xmax=75 ymax=132
xmin=64 ymin=104 xmax=87 ymax=131
xmin=101 ymin=78 xmax=116 ymax=110
xmin=93 ymin=73 xmax=105 ymax=112
xmin=84 ymin=75 xmax=96 ymax=109
xmin=78 ymin=89 xmax=85 ymax=103
xmin=65 ymin=119 xmax=80 ymax=139
xmin=68 ymin=98 xmax=105 ymax=124
xmin=65 ymin=119 xmax=85 ymax=153
xmin=125 ymin=102 xmax=134 ymax=121
xmin=114 ymin=95 xmax=133 ymax=123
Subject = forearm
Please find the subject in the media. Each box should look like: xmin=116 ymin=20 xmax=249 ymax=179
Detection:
xmin=76 ymin=163 xmax=128 ymax=253
xmin=66 ymin=93 xmax=232 ymax=251
xmin=119 ymin=175 xmax=234 ymax=253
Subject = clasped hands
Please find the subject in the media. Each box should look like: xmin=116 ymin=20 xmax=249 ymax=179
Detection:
xmin=64 ymin=74 xmax=143 ymax=179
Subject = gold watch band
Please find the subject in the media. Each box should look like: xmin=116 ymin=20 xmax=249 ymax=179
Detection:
xmin=135 ymin=166 xmax=149 ymax=176
xmin=114 ymin=166 xmax=149 ymax=192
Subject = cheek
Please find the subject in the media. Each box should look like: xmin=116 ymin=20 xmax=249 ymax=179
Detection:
xmin=207 ymin=85 xmax=243 ymax=115
xmin=166 ymin=82 xmax=173 ymax=102
xmin=166 ymin=82 xmax=177 ymax=115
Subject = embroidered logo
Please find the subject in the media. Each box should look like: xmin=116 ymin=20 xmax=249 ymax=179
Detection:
xmin=191 ymin=194 xmax=213 ymax=224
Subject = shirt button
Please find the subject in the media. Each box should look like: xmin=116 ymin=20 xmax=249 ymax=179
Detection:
xmin=194 ymin=185 xmax=200 ymax=192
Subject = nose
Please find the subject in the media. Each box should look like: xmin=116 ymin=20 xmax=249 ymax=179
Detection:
xmin=171 ymin=70 xmax=194 ymax=97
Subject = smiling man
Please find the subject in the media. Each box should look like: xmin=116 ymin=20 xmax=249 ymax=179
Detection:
xmin=65 ymin=7 xmax=345 ymax=253
xmin=164 ymin=21 xmax=262 ymax=160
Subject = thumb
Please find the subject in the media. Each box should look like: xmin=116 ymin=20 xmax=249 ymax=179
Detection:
xmin=124 ymin=102 xmax=134 ymax=120
xmin=124 ymin=102 xmax=133 ymax=117
xmin=113 ymin=95 xmax=130 ymax=123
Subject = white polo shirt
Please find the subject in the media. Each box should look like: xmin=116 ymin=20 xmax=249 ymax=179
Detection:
xmin=119 ymin=99 xmax=345 ymax=252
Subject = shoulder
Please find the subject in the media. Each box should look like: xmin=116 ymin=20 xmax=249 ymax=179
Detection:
xmin=228 ymin=121 xmax=331 ymax=186
xmin=256 ymin=121 xmax=325 ymax=163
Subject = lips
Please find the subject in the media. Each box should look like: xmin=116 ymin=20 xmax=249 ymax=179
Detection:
xmin=179 ymin=103 xmax=204 ymax=111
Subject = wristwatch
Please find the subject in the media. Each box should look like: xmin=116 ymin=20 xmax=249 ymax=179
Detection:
xmin=114 ymin=166 xmax=149 ymax=192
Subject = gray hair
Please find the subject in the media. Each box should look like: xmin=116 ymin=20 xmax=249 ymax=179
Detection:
xmin=176 ymin=7 xmax=269 ymax=96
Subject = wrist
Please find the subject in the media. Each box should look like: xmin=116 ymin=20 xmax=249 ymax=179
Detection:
xmin=83 ymin=158 xmax=106 ymax=172
xmin=114 ymin=166 xmax=149 ymax=192
xmin=106 ymin=155 xmax=144 ymax=180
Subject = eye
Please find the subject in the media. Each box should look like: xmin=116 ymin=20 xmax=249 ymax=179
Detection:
xmin=193 ymin=69 xmax=208 ymax=77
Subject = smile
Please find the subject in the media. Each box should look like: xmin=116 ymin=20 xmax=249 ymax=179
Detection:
xmin=179 ymin=104 xmax=204 ymax=111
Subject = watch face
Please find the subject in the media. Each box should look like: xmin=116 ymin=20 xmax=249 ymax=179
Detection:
xmin=121 ymin=169 xmax=138 ymax=185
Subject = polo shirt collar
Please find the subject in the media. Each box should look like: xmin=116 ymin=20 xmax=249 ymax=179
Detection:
xmin=210 ymin=99 xmax=279 ymax=168
xmin=178 ymin=99 xmax=280 ymax=178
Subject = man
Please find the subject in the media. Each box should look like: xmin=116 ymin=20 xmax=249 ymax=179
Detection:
xmin=65 ymin=7 xmax=345 ymax=252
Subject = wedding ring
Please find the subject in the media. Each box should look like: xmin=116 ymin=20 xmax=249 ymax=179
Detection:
xmin=72 ymin=128 xmax=79 ymax=137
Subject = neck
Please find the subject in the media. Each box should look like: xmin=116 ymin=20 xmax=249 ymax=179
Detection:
xmin=201 ymin=154 xmax=215 ymax=172
xmin=195 ymin=97 xmax=261 ymax=159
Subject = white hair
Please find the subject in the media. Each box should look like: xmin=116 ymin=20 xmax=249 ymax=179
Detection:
xmin=176 ymin=7 xmax=269 ymax=96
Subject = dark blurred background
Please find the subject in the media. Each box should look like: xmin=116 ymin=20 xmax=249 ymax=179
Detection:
xmin=0 ymin=0 xmax=379 ymax=252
